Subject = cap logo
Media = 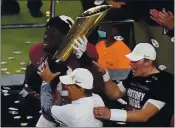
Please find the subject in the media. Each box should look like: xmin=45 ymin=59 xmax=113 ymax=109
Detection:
xmin=75 ymin=80 xmax=81 ymax=84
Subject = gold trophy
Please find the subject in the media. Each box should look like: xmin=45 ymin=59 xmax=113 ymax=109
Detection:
xmin=53 ymin=5 xmax=112 ymax=62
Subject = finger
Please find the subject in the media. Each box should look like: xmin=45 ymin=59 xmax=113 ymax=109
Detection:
xmin=150 ymin=16 xmax=162 ymax=25
xmin=82 ymin=35 xmax=88 ymax=45
xmin=74 ymin=39 xmax=81 ymax=47
xmin=45 ymin=61 xmax=49 ymax=69
xmin=159 ymin=12 xmax=166 ymax=19
xmin=157 ymin=18 xmax=164 ymax=24
xmin=53 ymin=72 xmax=61 ymax=78
xmin=162 ymin=8 xmax=168 ymax=16
xmin=77 ymin=36 xmax=84 ymax=45
xmin=168 ymin=11 xmax=173 ymax=16
xmin=71 ymin=44 xmax=79 ymax=51
xmin=75 ymin=41 xmax=81 ymax=48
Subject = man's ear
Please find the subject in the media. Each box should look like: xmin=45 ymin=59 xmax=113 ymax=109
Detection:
xmin=145 ymin=60 xmax=152 ymax=67
xmin=79 ymin=88 xmax=85 ymax=95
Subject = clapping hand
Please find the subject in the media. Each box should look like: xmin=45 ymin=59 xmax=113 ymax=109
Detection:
xmin=150 ymin=8 xmax=174 ymax=30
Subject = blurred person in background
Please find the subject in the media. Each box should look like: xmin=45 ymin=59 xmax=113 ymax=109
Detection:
xmin=96 ymin=24 xmax=131 ymax=70
xmin=93 ymin=43 xmax=174 ymax=127
xmin=2 ymin=0 xmax=43 ymax=17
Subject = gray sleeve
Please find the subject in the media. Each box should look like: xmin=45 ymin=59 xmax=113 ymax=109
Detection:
xmin=40 ymin=83 xmax=54 ymax=115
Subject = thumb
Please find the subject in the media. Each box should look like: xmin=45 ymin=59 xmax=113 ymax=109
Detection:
xmin=53 ymin=72 xmax=61 ymax=78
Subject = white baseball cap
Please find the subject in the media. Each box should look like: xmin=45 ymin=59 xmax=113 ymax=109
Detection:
xmin=125 ymin=43 xmax=156 ymax=61
xmin=59 ymin=68 xmax=94 ymax=89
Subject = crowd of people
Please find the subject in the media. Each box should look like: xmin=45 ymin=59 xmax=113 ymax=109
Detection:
xmin=3 ymin=0 xmax=174 ymax=127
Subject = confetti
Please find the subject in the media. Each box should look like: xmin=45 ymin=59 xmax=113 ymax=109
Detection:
xmin=1 ymin=68 xmax=7 ymax=72
xmin=24 ymin=41 xmax=31 ymax=44
xmin=16 ymin=70 xmax=21 ymax=73
xmin=8 ymin=57 xmax=14 ymax=59
xmin=8 ymin=111 xmax=18 ymax=115
xmin=3 ymin=87 xmax=11 ymax=90
xmin=20 ymin=62 xmax=26 ymax=66
xmin=2 ymin=90 xmax=8 ymax=93
xmin=13 ymin=51 xmax=22 ymax=54
xmin=5 ymin=72 xmax=11 ymax=74
xmin=14 ymin=116 xmax=21 ymax=119
xmin=14 ymin=100 xmax=20 ymax=103
xmin=20 ymin=67 xmax=26 ymax=71
xmin=1 ymin=62 xmax=7 ymax=65
xmin=4 ymin=93 xmax=10 ymax=96
xmin=20 ymin=123 xmax=28 ymax=126
xmin=94 ymin=0 xmax=104 ymax=5
xmin=25 ymin=84 xmax=28 ymax=88
xmin=11 ymin=111 xmax=18 ymax=115
xmin=27 ymin=116 xmax=33 ymax=119
xmin=39 ymin=110 xmax=42 ymax=113
xmin=8 ymin=107 xmax=18 ymax=111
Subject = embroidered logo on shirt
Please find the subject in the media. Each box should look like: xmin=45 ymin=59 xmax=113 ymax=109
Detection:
xmin=146 ymin=80 xmax=152 ymax=83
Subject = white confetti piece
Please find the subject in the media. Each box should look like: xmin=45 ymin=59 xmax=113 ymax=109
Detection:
xmin=8 ymin=57 xmax=15 ymax=60
xmin=94 ymin=0 xmax=104 ymax=5
xmin=151 ymin=39 xmax=159 ymax=48
xmin=16 ymin=70 xmax=21 ymax=73
xmin=27 ymin=116 xmax=33 ymax=119
xmin=24 ymin=41 xmax=31 ymax=44
xmin=4 ymin=93 xmax=10 ymax=96
xmin=13 ymin=51 xmax=22 ymax=54
xmin=5 ymin=72 xmax=11 ymax=74
xmin=158 ymin=65 xmax=166 ymax=71
xmin=3 ymin=87 xmax=11 ymax=90
xmin=15 ymin=100 xmax=20 ymax=103
xmin=25 ymin=84 xmax=28 ymax=88
xmin=9 ymin=111 xmax=18 ymax=115
xmin=114 ymin=36 xmax=124 ymax=41
xmin=20 ymin=123 xmax=28 ymax=126
xmin=14 ymin=116 xmax=21 ymax=119
xmin=12 ymin=111 xmax=18 ymax=115
xmin=20 ymin=67 xmax=26 ymax=71
xmin=171 ymin=37 xmax=175 ymax=43
xmin=39 ymin=110 xmax=42 ymax=113
xmin=8 ymin=107 xmax=18 ymax=111
xmin=2 ymin=90 xmax=8 ymax=93
xmin=1 ymin=68 xmax=7 ymax=72
xmin=1 ymin=62 xmax=7 ymax=65
xmin=20 ymin=62 xmax=26 ymax=66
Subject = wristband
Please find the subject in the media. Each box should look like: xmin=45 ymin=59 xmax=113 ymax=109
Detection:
xmin=102 ymin=70 xmax=110 ymax=82
xmin=110 ymin=109 xmax=127 ymax=122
